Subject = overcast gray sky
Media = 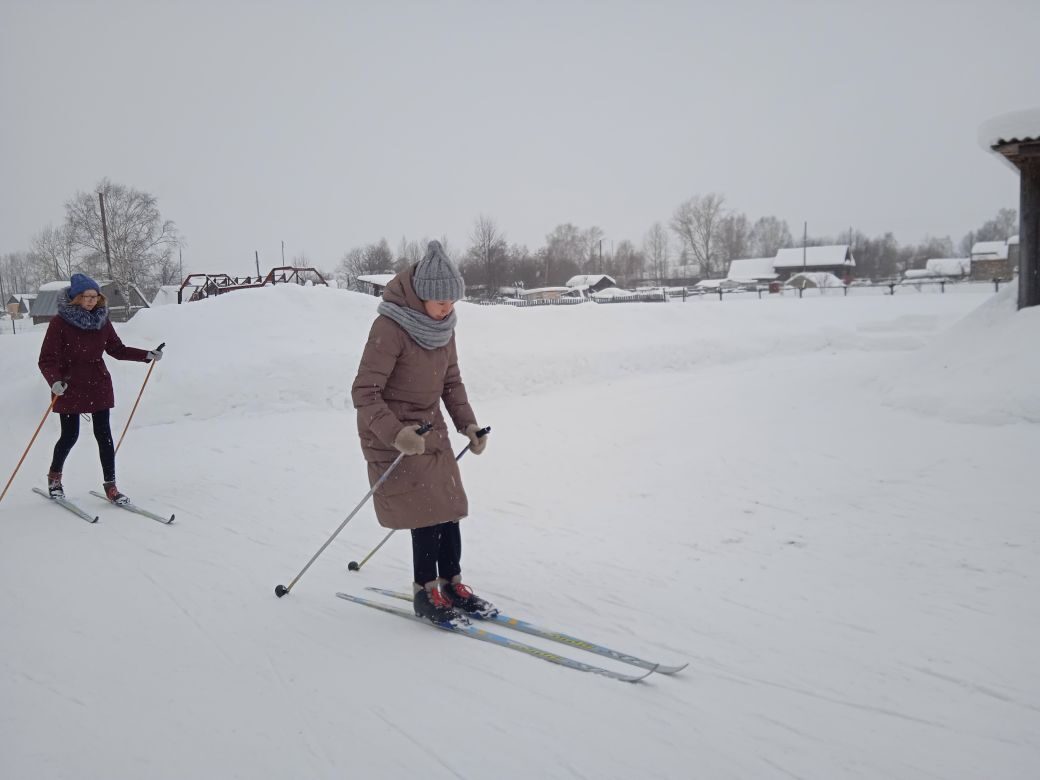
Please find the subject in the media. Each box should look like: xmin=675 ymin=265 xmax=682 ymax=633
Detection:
xmin=2 ymin=0 xmax=1037 ymax=277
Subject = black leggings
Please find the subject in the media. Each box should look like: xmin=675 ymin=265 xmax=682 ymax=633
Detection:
xmin=411 ymin=521 xmax=462 ymax=586
xmin=50 ymin=410 xmax=116 ymax=483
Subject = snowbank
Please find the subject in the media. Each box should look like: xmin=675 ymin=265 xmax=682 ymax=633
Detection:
xmin=880 ymin=280 xmax=1040 ymax=424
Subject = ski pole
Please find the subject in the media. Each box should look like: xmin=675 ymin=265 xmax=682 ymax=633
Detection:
xmin=0 ymin=395 xmax=59 ymax=505
xmin=275 ymin=422 xmax=433 ymax=598
xmin=347 ymin=426 xmax=489 ymax=573
xmin=116 ymin=342 xmax=165 ymax=454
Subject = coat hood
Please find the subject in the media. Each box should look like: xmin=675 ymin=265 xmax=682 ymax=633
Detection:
xmin=382 ymin=264 xmax=427 ymax=315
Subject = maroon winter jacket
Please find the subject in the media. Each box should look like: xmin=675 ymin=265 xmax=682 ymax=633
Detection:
xmin=38 ymin=316 xmax=151 ymax=414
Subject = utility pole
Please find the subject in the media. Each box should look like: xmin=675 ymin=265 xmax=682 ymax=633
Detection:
xmin=179 ymin=248 xmax=183 ymax=282
xmin=98 ymin=192 xmax=113 ymax=280
xmin=255 ymin=250 xmax=261 ymax=278
xmin=281 ymin=241 xmax=285 ymax=265
xmin=803 ymin=221 xmax=808 ymax=274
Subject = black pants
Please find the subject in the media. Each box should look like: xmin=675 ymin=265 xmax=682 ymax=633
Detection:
xmin=411 ymin=521 xmax=462 ymax=586
xmin=50 ymin=410 xmax=116 ymax=483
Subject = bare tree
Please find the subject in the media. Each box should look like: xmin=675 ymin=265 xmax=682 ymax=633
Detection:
xmin=612 ymin=240 xmax=644 ymax=286
xmin=582 ymin=226 xmax=606 ymax=273
xmin=396 ymin=236 xmax=424 ymax=271
xmin=0 ymin=251 xmax=43 ymax=297
xmin=543 ymin=223 xmax=585 ymax=285
xmin=670 ymin=193 xmax=726 ymax=278
xmin=748 ymin=216 xmax=793 ymax=258
xmin=29 ymin=224 xmax=77 ymax=280
xmin=717 ymin=212 xmax=751 ymax=266
xmin=643 ymin=223 xmax=671 ymax=284
xmin=63 ymin=178 xmax=180 ymax=298
xmin=961 ymin=207 xmax=1018 ymax=252
xmin=464 ymin=215 xmax=508 ymax=298
xmin=506 ymin=243 xmax=540 ymax=290
xmin=336 ymin=239 xmax=394 ymax=290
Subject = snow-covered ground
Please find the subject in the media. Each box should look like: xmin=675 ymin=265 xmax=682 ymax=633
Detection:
xmin=1 ymin=282 xmax=1037 ymax=779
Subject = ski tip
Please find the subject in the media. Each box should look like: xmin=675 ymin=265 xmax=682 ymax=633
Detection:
xmin=90 ymin=516 xmax=99 ymax=524
xmin=166 ymin=514 xmax=176 ymax=524
xmin=654 ymin=662 xmax=689 ymax=675
xmin=627 ymin=664 xmax=658 ymax=683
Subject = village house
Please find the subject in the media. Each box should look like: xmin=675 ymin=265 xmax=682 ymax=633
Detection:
xmin=969 ymin=240 xmax=1012 ymax=281
xmin=356 ymin=273 xmax=396 ymax=297
xmin=726 ymin=257 xmax=778 ymax=286
xmin=5 ymin=293 xmax=36 ymax=318
xmin=772 ymin=245 xmax=856 ymax=282
xmin=903 ymin=258 xmax=971 ymax=280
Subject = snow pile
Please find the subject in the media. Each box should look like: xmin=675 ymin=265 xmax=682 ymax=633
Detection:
xmin=786 ymin=271 xmax=845 ymax=289
xmin=880 ymin=280 xmax=1040 ymax=424
xmin=590 ymin=286 xmax=636 ymax=299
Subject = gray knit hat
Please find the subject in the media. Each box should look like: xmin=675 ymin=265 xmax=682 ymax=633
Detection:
xmin=413 ymin=241 xmax=465 ymax=302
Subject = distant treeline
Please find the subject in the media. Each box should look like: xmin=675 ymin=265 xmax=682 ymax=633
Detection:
xmin=0 ymin=181 xmax=1018 ymax=301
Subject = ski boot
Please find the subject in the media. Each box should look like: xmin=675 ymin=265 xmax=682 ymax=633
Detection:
xmin=103 ymin=481 xmax=130 ymax=506
xmin=413 ymin=584 xmax=467 ymax=627
xmin=442 ymin=578 xmax=499 ymax=618
xmin=47 ymin=471 xmax=64 ymax=499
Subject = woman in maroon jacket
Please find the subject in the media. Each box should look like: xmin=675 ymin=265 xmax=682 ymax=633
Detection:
xmin=37 ymin=274 xmax=163 ymax=505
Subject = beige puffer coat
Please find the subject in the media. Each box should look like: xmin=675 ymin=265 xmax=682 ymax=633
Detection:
xmin=350 ymin=266 xmax=478 ymax=530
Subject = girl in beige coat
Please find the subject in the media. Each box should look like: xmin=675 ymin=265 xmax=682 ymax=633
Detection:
xmin=351 ymin=242 xmax=493 ymax=625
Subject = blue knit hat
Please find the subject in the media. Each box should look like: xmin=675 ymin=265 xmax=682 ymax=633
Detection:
xmin=68 ymin=273 xmax=101 ymax=298
xmin=413 ymin=241 xmax=465 ymax=302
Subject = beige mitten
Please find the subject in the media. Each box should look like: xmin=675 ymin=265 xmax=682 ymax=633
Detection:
xmin=463 ymin=424 xmax=488 ymax=455
xmin=393 ymin=424 xmax=427 ymax=456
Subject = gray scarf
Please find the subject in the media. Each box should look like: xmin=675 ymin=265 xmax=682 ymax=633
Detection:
xmin=378 ymin=301 xmax=457 ymax=350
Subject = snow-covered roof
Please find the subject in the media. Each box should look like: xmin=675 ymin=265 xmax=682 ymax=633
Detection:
xmin=565 ymin=274 xmax=615 ymax=289
xmin=39 ymin=280 xmax=71 ymax=291
xmin=520 ymin=286 xmax=571 ymax=296
xmin=694 ymin=278 xmax=740 ymax=289
xmin=786 ymin=272 xmax=845 ymax=289
xmin=979 ymin=109 xmax=1040 ymax=171
xmin=979 ymin=108 xmax=1040 ymax=149
xmin=904 ymin=269 xmax=937 ymax=279
xmin=727 ymin=257 xmax=777 ymax=281
xmin=971 ymin=241 xmax=1009 ymax=260
xmin=1008 ymin=235 xmax=1019 ymax=246
xmin=357 ymin=274 xmax=395 ymax=287
xmin=590 ymin=286 xmax=636 ymax=299
xmin=925 ymin=258 xmax=970 ymax=277
xmin=773 ymin=245 xmax=854 ymax=269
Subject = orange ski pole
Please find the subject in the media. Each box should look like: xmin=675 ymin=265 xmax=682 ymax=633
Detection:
xmin=0 ymin=395 xmax=58 ymax=505
xmin=116 ymin=342 xmax=164 ymax=454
